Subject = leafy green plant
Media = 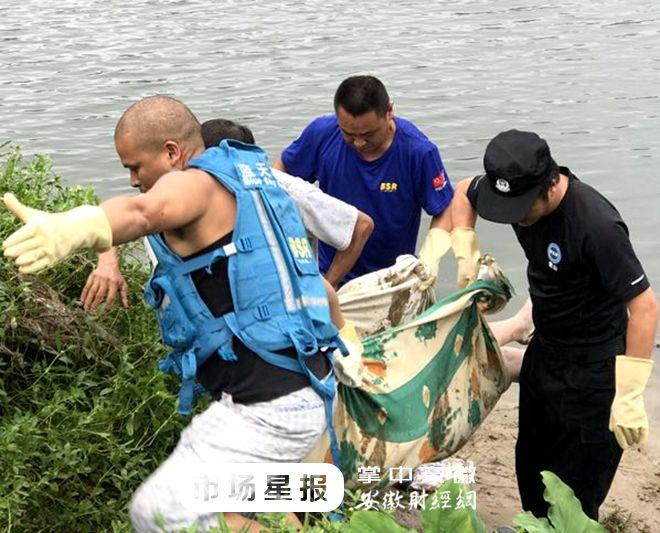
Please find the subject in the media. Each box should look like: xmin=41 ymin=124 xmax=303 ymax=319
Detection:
xmin=319 ymin=472 xmax=605 ymax=533
xmin=346 ymin=510 xmax=416 ymax=533
xmin=0 ymin=144 xmax=184 ymax=532
xmin=420 ymin=481 xmax=486 ymax=533
xmin=513 ymin=471 xmax=606 ymax=533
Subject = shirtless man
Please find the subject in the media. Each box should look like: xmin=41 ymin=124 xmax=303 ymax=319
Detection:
xmin=81 ymin=118 xmax=373 ymax=312
xmin=2 ymin=96 xmax=356 ymax=532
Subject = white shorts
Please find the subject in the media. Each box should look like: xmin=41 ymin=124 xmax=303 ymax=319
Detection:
xmin=129 ymin=386 xmax=326 ymax=532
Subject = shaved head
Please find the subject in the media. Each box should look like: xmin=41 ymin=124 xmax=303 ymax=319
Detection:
xmin=115 ymin=95 xmax=203 ymax=152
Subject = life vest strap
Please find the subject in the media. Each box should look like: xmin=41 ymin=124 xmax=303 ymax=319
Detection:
xmin=169 ymin=234 xmax=265 ymax=277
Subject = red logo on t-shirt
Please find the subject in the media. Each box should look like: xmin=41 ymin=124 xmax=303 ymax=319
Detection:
xmin=433 ymin=171 xmax=446 ymax=191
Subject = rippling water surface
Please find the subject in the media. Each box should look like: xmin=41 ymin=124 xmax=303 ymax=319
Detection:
xmin=1 ymin=0 xmax=659 ymax=402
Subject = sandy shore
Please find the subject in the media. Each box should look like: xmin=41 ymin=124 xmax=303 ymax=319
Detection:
xmin=447 ymin=303 xmax=660 ymax=530
xmin=454 ymin=384 xmax=660 ymax=531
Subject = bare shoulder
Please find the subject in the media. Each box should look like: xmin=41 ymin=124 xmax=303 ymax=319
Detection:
xmin=186 ymin=168 xmax=232 ymax=193
xmin=456 ymin=176 xmax=476 ymax=192
xmin=184 ymin=167 xmax=216 ymax=181
xmin=151 ymin=168 xmax=223 ymax=197
xmin=158 ymin=168 xmax=214 ymax=187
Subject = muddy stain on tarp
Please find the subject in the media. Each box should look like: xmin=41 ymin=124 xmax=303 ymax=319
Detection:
xmin=387 ymin=287 xmax=411 ymax=328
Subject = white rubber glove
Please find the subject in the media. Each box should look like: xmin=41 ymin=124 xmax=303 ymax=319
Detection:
xmin=417 ymin=228 xmax=452 ymax=292
xmin=333 ymin=320 xmax=364 ymax=388
xmin=451 ymin=227 xmax=481 ymax=289
xmin=609 ymin=355 xmax=654 ymax=450
xmin=2 ymin=193 xmax=112 ymax=274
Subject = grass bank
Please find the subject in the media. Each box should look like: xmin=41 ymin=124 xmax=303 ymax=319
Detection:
xmin=0 ymin=143 xmax=184 ymax=532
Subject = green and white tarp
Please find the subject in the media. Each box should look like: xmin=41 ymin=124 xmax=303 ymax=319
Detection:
xmin=304 ymin=255 xmax=513 ymax=489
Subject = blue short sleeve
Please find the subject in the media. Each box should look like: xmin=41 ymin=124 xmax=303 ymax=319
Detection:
xmin=280 ymin=117 xmax=329 ymax=183
xmin=416 ymin=148 xmax=454 ymax=216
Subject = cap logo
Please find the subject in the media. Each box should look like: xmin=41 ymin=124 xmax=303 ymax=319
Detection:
xmin=495 ymin=178 xmax=510 ymax=193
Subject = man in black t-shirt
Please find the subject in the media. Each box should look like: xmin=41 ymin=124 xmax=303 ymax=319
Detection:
xmin=450 ymin=129 xmax=657 ymax=520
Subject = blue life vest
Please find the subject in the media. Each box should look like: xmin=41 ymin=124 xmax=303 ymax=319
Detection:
xmin=143 ymin=140 xmax=347 ymax=467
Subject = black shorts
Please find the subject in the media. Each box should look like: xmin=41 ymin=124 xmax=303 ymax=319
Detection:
xmin=515 ymin=335 xmax=624 ymax=520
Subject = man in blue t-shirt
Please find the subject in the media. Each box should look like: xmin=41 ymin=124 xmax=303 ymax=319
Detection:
xmin=274 ymin=75 xmax=478 ymax=287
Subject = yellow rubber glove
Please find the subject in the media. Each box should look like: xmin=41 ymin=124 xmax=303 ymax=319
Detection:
xmin=417 ymin=228 xmax=452 ymax=292
xmin=451 ymin=227 xmax=481 ymax=289
xmin=2 ymin=193 xmax=112 ymax=274
xmin=333 ymin=320 xmax=364 ymax=388
xmin=609 ymin=355 xmax=654 ymax=450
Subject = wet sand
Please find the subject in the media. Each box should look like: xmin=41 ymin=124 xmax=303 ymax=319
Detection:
xmin=456 ymin=382 xmax=660 ymax=531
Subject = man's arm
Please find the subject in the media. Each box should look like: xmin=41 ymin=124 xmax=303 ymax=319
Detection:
xmin=589 ymin=212 xmax=658 ymax=450
xmin=450 ymin=177 xmax=478 ymax=229
xmin=419 ymin=177 xmax=482 ymax=289
xmin=609 ymin=286 xmax=657 ymax=449
xmin=2 ymin=169 xmax=214 ymax=274
xmin=273 ymin=158 xmax=287 ymax=172
xmin=429 ymin=204 xmax=452 ymax=231
xmin=324 ymin=211 xmax=374 ymax=287
xmin=101 ymin=170 xmax=211 ymax=244
xmin=416 ymin=207 xmax=453 ymax=291
xmin=272 ymin=168 xmax=373 ymax=287
xmin=625 ymin=287 xmax=658 ymax=357
xmin=80 ymin=246 xmax=129 ymax=312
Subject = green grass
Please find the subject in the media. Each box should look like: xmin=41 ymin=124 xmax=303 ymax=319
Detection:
xmin=600 ymin=505 xmax=652 ymax=533
xmin=0 ymin=143 xmax=185 ymax=532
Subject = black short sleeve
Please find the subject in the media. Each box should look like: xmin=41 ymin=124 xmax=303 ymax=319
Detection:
xmin=584 ymin=217 xmax=650 ymax=303
xmin=466 ymin=175 xmax=486 ymax=209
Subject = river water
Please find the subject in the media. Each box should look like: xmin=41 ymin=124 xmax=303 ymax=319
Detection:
xmin=1 ymin=1 xmax=659 ymax=410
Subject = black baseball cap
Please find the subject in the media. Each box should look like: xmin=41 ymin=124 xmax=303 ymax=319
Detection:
xmin=474 ymin=129 xmax=553 ymax=224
